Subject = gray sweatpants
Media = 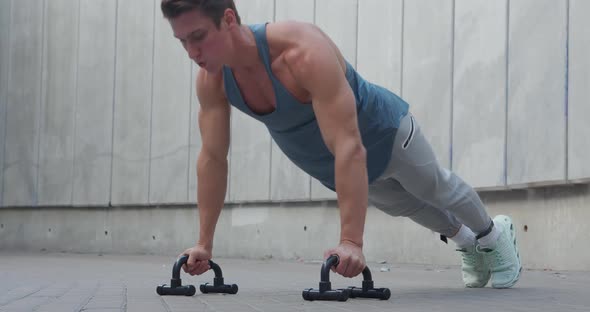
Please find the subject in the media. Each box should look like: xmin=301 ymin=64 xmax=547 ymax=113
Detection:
xmin=368 ymin=113 xmax=491 ymax=237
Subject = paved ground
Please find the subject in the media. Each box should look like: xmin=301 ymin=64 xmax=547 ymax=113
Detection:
xmin=0 ymin=251 xmax=588 ymax=312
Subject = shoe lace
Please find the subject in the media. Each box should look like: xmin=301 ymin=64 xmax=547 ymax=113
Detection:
xmin=457 ymin=248 xmax=478 ymax=266
xmin=477 ymin=244 xmax=506 ymax=268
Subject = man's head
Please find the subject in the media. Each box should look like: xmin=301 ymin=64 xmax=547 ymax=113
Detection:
xmin=161 ymin=0 xmax=241 ymax=28
xmin=161 ymin=0 xmax=242 ymax=71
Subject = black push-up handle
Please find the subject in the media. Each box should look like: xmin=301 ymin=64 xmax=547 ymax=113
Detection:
xmin=156 ymin=254 xmax=196 ymax=296
xmin=346 ymin=267 xmax=391 ymax=300
xmin=302 ymin=255 xmax=351 ymax=301
xmin=199 ymin=260 xmax=239 ymax=294
xmin=302 ymin=255 xmax=391 ymax=301
xmin=156 ymin=255 xmax=238 ymax=296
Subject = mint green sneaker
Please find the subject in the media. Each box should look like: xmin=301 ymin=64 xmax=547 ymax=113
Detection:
xmin=457 ymin=245 xmax=490 ymax=288
xmin=478 ymin=215 xmax=522 ymax=288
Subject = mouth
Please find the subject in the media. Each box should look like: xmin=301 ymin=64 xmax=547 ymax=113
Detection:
xmin=197 ymin=61 xmax=206 ymax=68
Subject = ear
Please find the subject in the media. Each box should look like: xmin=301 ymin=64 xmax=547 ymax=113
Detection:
xmin=222 ymin=8 xmax=237 ymax=27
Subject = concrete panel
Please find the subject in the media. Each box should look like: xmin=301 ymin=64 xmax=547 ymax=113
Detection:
xmin=314 ymin=0 xmax=357 ymax=63
xmin=235 ymin=0 xmax=274 ymax=24
xmin=270 ymin=143 xmax=311 ymax=202
xmin=229 ymin=0 xmax=274 ymax=202
xmin=402 ymin=0 xmax=453 ymax=171
xmin=275 ymin=0 xmax=314 ymax=23
xmin=357 ymin=0 xmax=403 ymax=94
xmin=568 ymin=0 xmax=590 ymax=182
xmin=311 ymin=0 xmax=358 ymax=200
xmin=72 ymin=0 xmax=116 ymax=206
xmin=0 ymin=206 xmax=198 ymax=255
xmin=507 ymin=0 xmax=567 ymax=186
xmin=3 ymin=0 xmax=44 ymax=206
xmin=111 ymin=0 xmax=155 ymax=205
xmin=38 ymin=0 xmax=78 ymax=206
xmin=452 ymin=0 xmax=507 ymax=190
xmin=0 ymin=0 xmax=10 ymax=206
xmin=150 ymin=2 xmax=191 ymax=204
xmin=270 ymin=0 xmax=314 ymax=201
xmin=228 ymin=87 xmax=271 ymax=203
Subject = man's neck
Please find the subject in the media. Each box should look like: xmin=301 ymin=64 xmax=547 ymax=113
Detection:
xmin=226 ymin=24 xmax=261 ymax=71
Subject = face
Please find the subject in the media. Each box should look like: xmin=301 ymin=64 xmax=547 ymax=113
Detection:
xmin=169 ymin=9 xmax=234 ymax=72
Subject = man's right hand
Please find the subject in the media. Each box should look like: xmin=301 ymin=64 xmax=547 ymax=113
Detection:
xmin=180 ymin=245 xmax=212 ymax=276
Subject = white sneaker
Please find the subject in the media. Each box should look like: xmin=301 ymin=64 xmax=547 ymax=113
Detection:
xmin=478 ymin=215 xmax=522 ymax=288
xmin=458 ymin=245 xmax=490 ymax=288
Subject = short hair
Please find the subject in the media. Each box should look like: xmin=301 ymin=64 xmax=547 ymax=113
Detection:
xmin=161 ymin=0 xmax=241 ymax=27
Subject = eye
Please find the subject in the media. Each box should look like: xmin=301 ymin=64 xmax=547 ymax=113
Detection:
xmin=190 ymin=31 xmax=207 ymax=42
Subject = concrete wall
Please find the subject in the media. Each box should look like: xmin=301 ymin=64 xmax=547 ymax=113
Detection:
xmin=1 ymin=0 xmax=589 ymax=207
xmin=1 ymin=0 xmax=589 ymax=270
xmin=1 ymin=184 xmax=589 ymax=271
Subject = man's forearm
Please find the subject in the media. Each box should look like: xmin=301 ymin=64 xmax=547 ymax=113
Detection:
xmin=196 ymin=155 xmax=228 ymax=250
xmin=334 ymin=142 xmax=368 ymax=247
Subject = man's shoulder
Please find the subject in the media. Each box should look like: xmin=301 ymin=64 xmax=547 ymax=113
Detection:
xmin=266 ymin=21 xmax=328 ymax=69
xmin=266 ymin=20 xmax=323 ymax=50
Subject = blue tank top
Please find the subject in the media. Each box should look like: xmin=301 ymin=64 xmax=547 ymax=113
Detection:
xmin=222 ymin=24 xmax=409 ymax=191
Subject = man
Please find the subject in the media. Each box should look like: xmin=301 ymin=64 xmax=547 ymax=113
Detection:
xmin=161 ymin=0 xmax=521 ymax=288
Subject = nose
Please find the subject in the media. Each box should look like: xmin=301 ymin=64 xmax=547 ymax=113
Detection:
xmin=187 ymin=48 xmax=199 ymax=62
xmin=186 ymin=42 xmax=200 ymax=62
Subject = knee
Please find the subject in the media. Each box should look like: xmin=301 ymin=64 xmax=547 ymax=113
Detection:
xmin=414 ymin=170 xmax=460 ymax=207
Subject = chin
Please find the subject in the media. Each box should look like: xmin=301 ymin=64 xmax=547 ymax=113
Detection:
xmin=204 ymin=63 xmax=223 ymax=73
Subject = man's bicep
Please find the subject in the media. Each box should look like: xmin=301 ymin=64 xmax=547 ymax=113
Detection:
xmin=196 ymin=70 xmax=231 ymax=159
xmin=198 ymin=102 xmax=230 ymax=160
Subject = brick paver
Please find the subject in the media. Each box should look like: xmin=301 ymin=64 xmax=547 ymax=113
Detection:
xmin=0 ymin=252 xmax=588 ymax=311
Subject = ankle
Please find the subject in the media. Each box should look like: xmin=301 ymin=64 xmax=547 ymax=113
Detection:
xmin=450 ymin=225 xmax=476 ymax=249
xmin=477 ymin=223 xmax=501 ymax=249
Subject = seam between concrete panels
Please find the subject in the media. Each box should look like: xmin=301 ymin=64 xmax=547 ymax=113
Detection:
xmin=400 ymin=0 xmax=405 ymax=98
xmin=449 ymin=0 xmax=455 ymax=171
xmin=186 ymin=63 xmax=194 ymax=203
xmin=148 ymin=0 xmax=157 ymax=204
xmin=354 ymin=0 xmax=359 ymax=69
xmin=268 ymin=0 xmax=276 ymax=201
xmin=272 ymin=0 xmax=276 ymax=22
xmin=1 ymin=0 xmax=13 ymax=206
xmin=35 ymin=0 xmax=48 ymax=206
xmin=109 ymin=0 xmax=120 ymax=206
xmin=71 ymin=0 xmax=81 ymax=205
xmin=312 ymin=0 xmax=315 ymax=200
xmin=313 ymin=0 xmax=316 ymax=24
xmin=565 ymin=0 xmax=570 ymax=182
xmin=504 ymin=0 xmax=510 ymax=187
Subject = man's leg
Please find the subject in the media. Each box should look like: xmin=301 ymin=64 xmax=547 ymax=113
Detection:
xmin=384 ymin=114 xmax=489 ymax=233
xmin=369 ymin=175 xmax=491 ymax=288
xmin=380 ymin=113 xmax=521 ymax=288
xmin=369 ymin=176 xmax=462 ymax=238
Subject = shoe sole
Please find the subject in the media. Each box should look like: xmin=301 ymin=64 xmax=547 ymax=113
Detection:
xmin=492 ymin=216 xmax=522 ymax=289
xmin=466 ymin=276 xmax=490 ymax=288
xmin=465 ymin=258 xmax=491 ymax=288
